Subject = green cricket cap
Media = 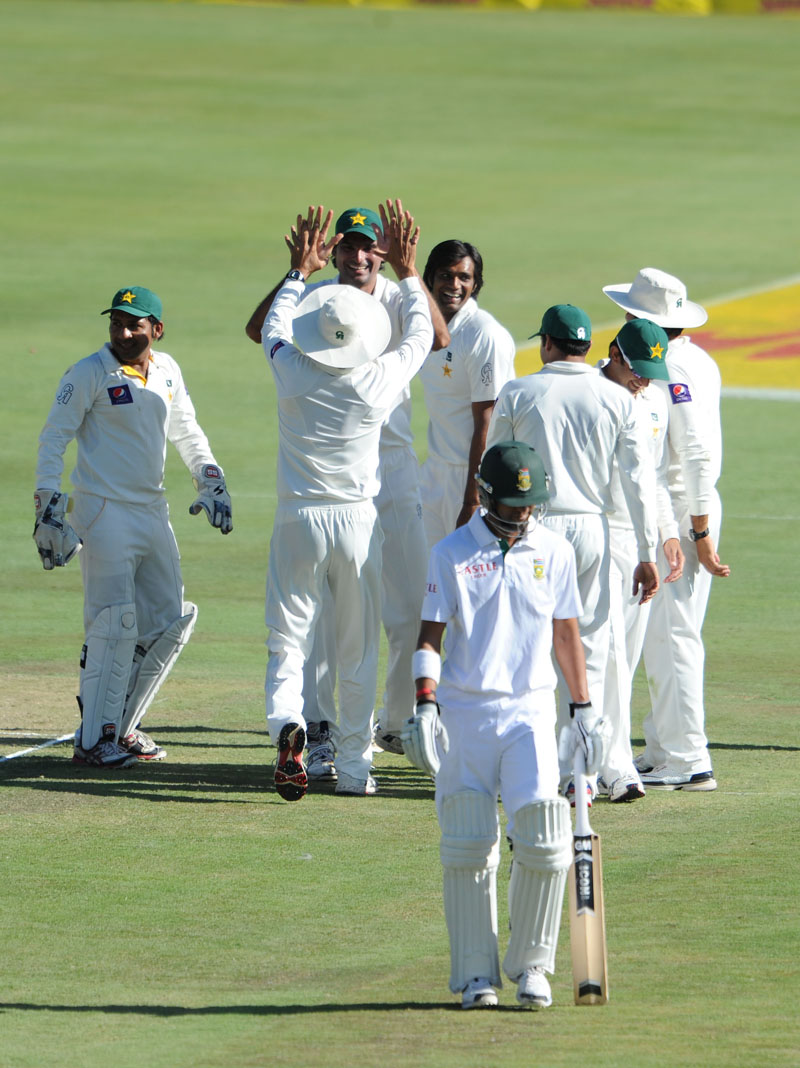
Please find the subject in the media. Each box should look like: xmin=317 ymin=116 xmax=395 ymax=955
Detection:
xmin=478 ymin=441 xmax=550 ymax=506
xmin=614 ymin=318 xmax=671 ymax=381
xmin=529 ymin=304 xmax=592 ymax=342
xmin=101 ymin=286 xmax=163 ymax=321
xmin=334 ymin=207 xmax=382 ymax=242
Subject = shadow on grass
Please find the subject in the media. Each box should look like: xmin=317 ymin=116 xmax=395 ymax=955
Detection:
xmin=0 ymin=1000 xmax=518 ymax=1015
xmin=631 ymin=737 xmax=800 ymax=753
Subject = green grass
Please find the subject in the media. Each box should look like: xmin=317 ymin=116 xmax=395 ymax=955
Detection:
xmin=2 ymin=3 xmax=799 ymax=1066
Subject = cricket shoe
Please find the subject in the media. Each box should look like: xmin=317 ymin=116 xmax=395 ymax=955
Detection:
xmin=462 ymin=977 xmax=498 ymax=1010
xmin=640 ymin=765 xmax=717 ymax=791
xmin=335 ymin=771 xmax=378 ymax=796
xmin=564 ymin=779 xmax=595 ymax=808
xmin=606 ymin=774 xmax=646 ymax=804
xmin=516 ymin=966 xmax=552 ymax=1009
xmin=633 ymin=753 xmax=656 ymax=774
xmin=72 ymin=731 xmax=138 ymax=769
xmin=306 ymin=720 xmax=337 ymax=782
xmin=274 ymin=722 xmax=308 ymax=802
xmin=120 ymin=727 xmax=167 ymax=761
xmin=372 ymin=721 xmax=405 ymax=755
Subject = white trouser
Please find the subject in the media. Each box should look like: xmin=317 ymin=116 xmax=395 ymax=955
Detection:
xmin=419 ymin=455 xmax=468 ymax=552
xmin=641 ymin=493 xmax=722 ymax=773
xmin=71 ymin=492 xmax=184 ymax=644
xmin=302 ymin=446 xmax=427 ymax=735
xmin=542 ymin=513 xmax=610 ymax=783
xmin=602 ymin=525 xmax=651 ymax=783
xmin=265 ymin=500 xmax=382 ymax=780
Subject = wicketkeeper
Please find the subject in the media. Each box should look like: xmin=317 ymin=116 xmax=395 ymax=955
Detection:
xmin=403 ymin=441 xmax=609 ymax=1009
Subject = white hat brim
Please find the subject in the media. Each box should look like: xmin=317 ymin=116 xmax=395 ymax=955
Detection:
xmin=292 ymin=285 xmax=392 ymax=369
xmin=602 ymin=283 xmax=708 ymax=329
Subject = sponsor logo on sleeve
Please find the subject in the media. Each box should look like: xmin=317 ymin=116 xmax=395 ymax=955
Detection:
xmin=56 ymin=383 xmax=74 ymax=405
xmin=669 ymin=382 xmax=693 ymax=404
xmin=480 ymin=360 xmax=493 ymax=386
xmin=270 ymin=340 xmax=285 ymax=359
xmin=108 ymin=384 xmax=134 ymax=405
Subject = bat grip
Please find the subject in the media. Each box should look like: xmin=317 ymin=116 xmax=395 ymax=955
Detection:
xmin=573 ymin=747 xmax=593 ymax=837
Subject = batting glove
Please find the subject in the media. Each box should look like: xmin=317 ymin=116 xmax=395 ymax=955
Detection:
xmin=401 ymin=699 xmax=448 ymax=778
xmin=190 ymin=464 xmax=233 ymax=535
xmin=558 ymin=701 xmax=610 ymax=777
xmin=33 ymin=489 xmax=82 ymax=570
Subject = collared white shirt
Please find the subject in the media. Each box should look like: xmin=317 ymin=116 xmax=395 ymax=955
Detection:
xmin=262 ymin=277 xmax=433 ymax=504
xmin=487 ymin=361 xmax=659 ymax=560
xmin=422 ymin=510 xmax=582 ymax=713
xmin=36 ymin=344 xmax=216 ymax=503
xmin=419 ymin=298 xmax=515 ymax=466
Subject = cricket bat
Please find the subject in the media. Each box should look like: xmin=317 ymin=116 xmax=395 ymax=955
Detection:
xmin=568 ymin=748 xmax=609 ymax=1005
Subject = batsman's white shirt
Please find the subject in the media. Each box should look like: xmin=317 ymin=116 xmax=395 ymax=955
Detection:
xmin=423 ymin=512 xmax=581 ymax=714
xmin=487 ymin=362 xmax=658 ymax=560
xmin=419 ymin=299 xmax=515 ymax=466
xmin=36 ymin=344 xmax=217 ymax=500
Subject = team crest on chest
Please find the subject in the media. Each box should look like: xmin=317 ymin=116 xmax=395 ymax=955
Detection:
xmin=533 ymin=558 xmax=545 ymax=580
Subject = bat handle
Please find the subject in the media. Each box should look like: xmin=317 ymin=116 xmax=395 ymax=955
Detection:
xmin=573 ymin=747 xmax=593 ymax=837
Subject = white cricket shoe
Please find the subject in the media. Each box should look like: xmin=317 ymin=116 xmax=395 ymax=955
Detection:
xmin=607 ymin=774 xmax=646 ymax=804
xmin=307 ymin=743 xmax=337 ymax=782
xmin=640 ymin=765 xmax=717 ymax=791
xmin=516 ymin=966 xmax=552 ymax=1009
xmin=633 ymin=753 xmax=655 ymax=774
xmin=372 ymin=722 xmax=405 ymax=755
xmin=462 ymin=977 xmax=498 ymax=1009
xmin=335 ymin=771 xmax=378 ymax=796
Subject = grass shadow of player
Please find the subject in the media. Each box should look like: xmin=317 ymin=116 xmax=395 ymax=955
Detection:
xmin=0 ymin=999 xmax=520 ymax=1015
xmin=631 ymin=737 xmax=800 ymax=753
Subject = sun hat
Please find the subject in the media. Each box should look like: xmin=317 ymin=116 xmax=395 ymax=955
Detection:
xmin=602 ymin=268 xmax=707 ymax=328
xmin=291 ymin=284 xmax=391 ymax=369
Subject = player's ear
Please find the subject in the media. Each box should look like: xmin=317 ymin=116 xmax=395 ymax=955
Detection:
xmin=151 ymin=319 xmax=164 ymax=341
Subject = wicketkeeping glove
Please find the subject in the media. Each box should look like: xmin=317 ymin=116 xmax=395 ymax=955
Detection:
xmin=190 ymin=464 xmax=233 ymax=535
xmin=400 ymin=699 xmax=449 ymax=778
xmin=32 ymin=489 xmax=82 ymax=571
xmin=558 ymin=701 xmax=610 ymax=777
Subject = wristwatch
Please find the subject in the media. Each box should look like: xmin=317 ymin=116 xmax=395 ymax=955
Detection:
xmin=285 ymin=269 xmax=305 ymax=283
xmin=689 ymin=528 xmax=710 ymax=542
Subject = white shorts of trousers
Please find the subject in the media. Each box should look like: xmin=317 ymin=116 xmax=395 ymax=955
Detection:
xmin=602 ymin=525 xmax=650 ymax=782
xmin=641 ymin=493 xmax=722 ymax=773
xmin=419 ymin=456 xmax=469 ymax=552
xmin=302 ymin=448 xmax=427 ymax=734
xmin=71 ymin=492 xmax=184 ymax=643
xmin=265 ymin=500 xmax=382 ymax=780
xmin=435 ymin=694 xmax=560 ymax=840
xmin=542 ymin=513 xmax=610 ymax=779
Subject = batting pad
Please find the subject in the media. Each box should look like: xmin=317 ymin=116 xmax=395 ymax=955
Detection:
xmin=503 ymin=798 xmax=572 ymax=979
xmin=119 ymin=602 xmax=197 ymax=738
xmin=80 ymin=603 xmax=138 ymax=749
xmin=439 ymin=791 xmax=502 ymax=993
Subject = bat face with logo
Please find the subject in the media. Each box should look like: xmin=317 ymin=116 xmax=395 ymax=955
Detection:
xmin=568 ymin=749 xmax=609 ymax=1005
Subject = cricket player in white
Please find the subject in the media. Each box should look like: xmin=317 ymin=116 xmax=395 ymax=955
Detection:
xmin=34 ymin=286 xmax=232 ymax=767
xmin=603 ymin=269 xmax=730 ymax=790
xmin=419 ymin=240 xmax=516 ymax=546
xmin=403 ymin=442 xmax=608 ymax=1009
xmin=259 ymin=203 xmax=434 ymax=798
xmin=487 ymin=305 xmax=660 ymax=796
xmin=596 ymin=319 xmax=683 ymax=802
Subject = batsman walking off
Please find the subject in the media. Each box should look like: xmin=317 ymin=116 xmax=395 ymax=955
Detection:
xmin=402 ymin=442 xmax=609 ymax=1009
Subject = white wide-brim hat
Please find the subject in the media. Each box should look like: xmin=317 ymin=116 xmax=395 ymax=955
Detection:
xmin=602 ymin=267 xmax=708 ymax=329
xmin=292 ymin=284 xmax=392 ymax=369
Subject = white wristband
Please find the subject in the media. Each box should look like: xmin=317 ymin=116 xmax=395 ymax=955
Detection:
xmin=412 ymin=648 xmax=441 ymax=684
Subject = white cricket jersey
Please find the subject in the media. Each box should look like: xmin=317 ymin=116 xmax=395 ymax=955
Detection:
xmin=262 ymin=276 xmax=433 ymax=505
xmin=487 ymin=361 xmax=659 ymax=561
xmin=596 ymin=364 xmax=678 ymax=542
xmin=654 ymin=335 xmax=722 ymax=514
xmin=418 ymin=298 xmax=515 ymax=466
xmin=301 ymin=273 xmax=414 ymax=455
xmin=36 ymin=344 xmax=217 ymax=504
xmin=422 ymin=510 xmax=582 ymax=712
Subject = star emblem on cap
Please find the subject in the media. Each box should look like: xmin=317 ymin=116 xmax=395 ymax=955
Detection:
xmin=350 ymin=212 xmax=366 ymax=226
xmin=121 ymin=291 xmax=136 ymax=304
xmin=650 ymin=342 xmax=665 ymax=359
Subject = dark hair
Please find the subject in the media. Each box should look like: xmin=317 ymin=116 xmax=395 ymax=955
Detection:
xmin=422 ymin=240 xmax=484 ymax=299
xmin=548 ymin=337 xmax=592 ymax=358
xmin=663 ymin=327 xmax=684 ymax=340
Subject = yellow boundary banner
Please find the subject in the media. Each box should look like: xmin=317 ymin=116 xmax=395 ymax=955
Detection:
xmin=181 ymin=0 xmax=800 ymax=11
xmin=515 ymin=279 xmax=800 ymax=394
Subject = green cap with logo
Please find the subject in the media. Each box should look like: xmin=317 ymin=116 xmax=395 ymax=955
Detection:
xmin=614 ymin=318 xmax=670 ymax=381
xmin=529 ymin=304 xmax=592 ymax=342
xmin=335 ymin=207 xmax=382 ymax=242
xmin=102 ymin=286 xmax=163 ymax=321
xmin=478 ymin=441 xmax=550 ymax=506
